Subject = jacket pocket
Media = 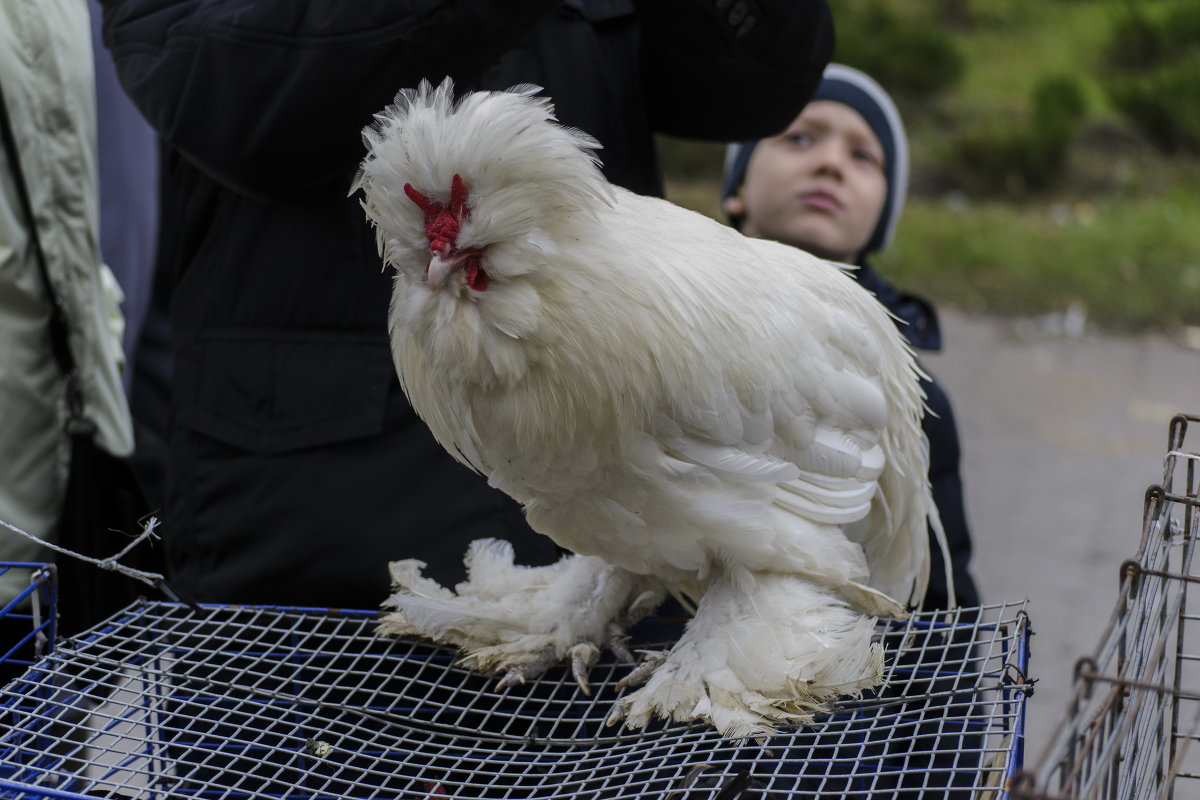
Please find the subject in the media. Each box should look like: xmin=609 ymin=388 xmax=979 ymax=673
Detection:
xmin=176 ymin=330 xmax=394 ymax=454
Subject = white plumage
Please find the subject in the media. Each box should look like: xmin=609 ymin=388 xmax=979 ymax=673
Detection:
xmin=354 ymin=79 xmax=947 ymax=738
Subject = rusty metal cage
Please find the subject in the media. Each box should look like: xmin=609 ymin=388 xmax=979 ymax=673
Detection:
xmin=1014 ymin=413 xmax=1200 ymax=800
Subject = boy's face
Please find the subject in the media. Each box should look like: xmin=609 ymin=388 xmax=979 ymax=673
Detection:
xmin=725 ymin=101 xmax=888 ymax=263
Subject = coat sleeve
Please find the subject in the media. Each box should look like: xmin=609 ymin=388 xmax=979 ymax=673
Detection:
xmin=97 ymin=0 xmax=558 ymax=196
xmin=636 ymin=0 xmax=835 ymax=141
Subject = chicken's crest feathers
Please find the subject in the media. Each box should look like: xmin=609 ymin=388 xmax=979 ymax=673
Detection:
xmin=354 ymin=78 xmax=612 ymax=282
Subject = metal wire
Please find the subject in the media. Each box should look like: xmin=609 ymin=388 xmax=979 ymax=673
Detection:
xmin=0 ymin=519 xmax=168 ymax=595
xmin=1 ymin=597 xmax=1029 ymax=799
xmin=1016 ymin=413 xmax=1200 ymax=800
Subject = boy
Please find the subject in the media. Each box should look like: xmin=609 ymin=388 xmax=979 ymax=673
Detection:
xmin=722 ymin=64 xmax=979 ymax=610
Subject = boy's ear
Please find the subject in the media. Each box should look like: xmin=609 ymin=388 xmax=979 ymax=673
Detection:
xmin=722 ymin=194 xmax=746 ymax=218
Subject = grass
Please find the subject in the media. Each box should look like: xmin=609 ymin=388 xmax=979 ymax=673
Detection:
xmin=876 ymin=179 xmax=1200 ymax=331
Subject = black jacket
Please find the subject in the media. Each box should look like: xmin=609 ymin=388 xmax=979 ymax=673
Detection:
xmin=99 ymin=0 xmax=835 ymax=607
xmin=857 ymin=260 xmax=980 ymax=609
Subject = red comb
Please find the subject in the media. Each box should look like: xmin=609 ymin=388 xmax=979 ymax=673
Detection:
xmin=403 ymin=174 xmax=471 ymax=254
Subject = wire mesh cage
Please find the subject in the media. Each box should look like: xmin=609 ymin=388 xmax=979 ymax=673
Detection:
xmin=0 ymin=588 xmax=1029 ymax=799
xmin=1014 ymin=413 xmax=1200 ymax=800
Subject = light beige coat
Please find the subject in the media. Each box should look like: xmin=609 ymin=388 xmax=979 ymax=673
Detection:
xmin=0 ymin=0 xmax=134 ymax=603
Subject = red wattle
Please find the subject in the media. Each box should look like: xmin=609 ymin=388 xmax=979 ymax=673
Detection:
xmin=465 ymin=257 xmax=488 ymax=291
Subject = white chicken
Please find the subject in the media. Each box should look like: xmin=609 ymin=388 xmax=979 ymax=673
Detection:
xmin=354 ymin=79 xmax=948 ymax=738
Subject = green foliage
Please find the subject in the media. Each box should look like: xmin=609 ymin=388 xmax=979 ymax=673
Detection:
xmin=1107 ymin=54 xmax=1200 ymax=154
xmin=1033 ymin=75 xmax=1088 ymax=143
xmin=1103 ymin=3 xmax=1165 ymax=70
xmin=833 ymin=0 xmax=965 ymax=103
xmin=952 ymin=122 xmax=1037 ymax=194
xmin=1101 ymin=2 xmax=1200 ymax=154
xmin=951 ymin=74 xmax=1087 ymax=194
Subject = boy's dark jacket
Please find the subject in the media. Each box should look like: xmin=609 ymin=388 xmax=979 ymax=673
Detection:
xmin=98 ymin=0 xmax=835 ymax=607
xmin=857 ymin=261 xmax=980 ymax=608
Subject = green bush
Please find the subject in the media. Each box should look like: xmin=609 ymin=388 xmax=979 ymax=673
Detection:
xmin=1102 ymin=2 xmax=1200 ymax=154
xmin=953 ymin=122 xmax=1039 ymax=194
xmin=1103 ymin=4 xmax=1164 ymax=70
xmin=833 ymin=0 xmax=965 ymax=103
xmin=1107 ymin=54 xmax=1200 ymax=154
xmin=951 ymin=74 xmax=1087 ymax=194
xmin=1032 ymin=75 xmax=1087 ymax=143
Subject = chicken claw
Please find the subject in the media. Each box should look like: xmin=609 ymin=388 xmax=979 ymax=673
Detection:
xmin=606 ymin=624 xmax=635 ymax=664
xmin=569 ymin=643 xmax=600 ymax=696
xmin=616 ymin=650 xmax=668 ymax=692
xmin=496 ymin=668 xmax=529 ymax=691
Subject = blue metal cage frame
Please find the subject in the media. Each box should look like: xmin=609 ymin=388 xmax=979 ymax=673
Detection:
xmin=0 ymin=563 xmax=56 ymax=674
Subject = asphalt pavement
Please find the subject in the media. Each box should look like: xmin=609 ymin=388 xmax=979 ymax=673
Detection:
xmin=921 ymin=308 xmax=1200 ymax=764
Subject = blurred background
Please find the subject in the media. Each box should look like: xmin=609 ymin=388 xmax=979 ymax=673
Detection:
xmin=659 ymin=0 xmax=1200 ymax=763
xmin=662 ymin=0 xmax=1200 ymax=336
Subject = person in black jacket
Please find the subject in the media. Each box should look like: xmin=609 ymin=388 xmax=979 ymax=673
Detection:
xmin=95 ymin=0 xmax=836 ymax=609
xmin=722 ymin=64 xmax=980 ymax=610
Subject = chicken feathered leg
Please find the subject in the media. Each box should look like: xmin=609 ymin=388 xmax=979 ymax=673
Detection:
xmin=380 ymin=539 xmax=665 ymax=693
xmin=609 ymin=570 xmax=893 ymax=738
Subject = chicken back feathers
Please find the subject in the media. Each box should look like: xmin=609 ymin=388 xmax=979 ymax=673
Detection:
xmin=355 ymin=79 xmax=944 ymax=737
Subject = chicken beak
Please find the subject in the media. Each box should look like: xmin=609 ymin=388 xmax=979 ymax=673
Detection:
xmin=425 ymin=246 xmax=487 ymax=290
xmin=426 ymin=252 xmax=455 ymax=288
